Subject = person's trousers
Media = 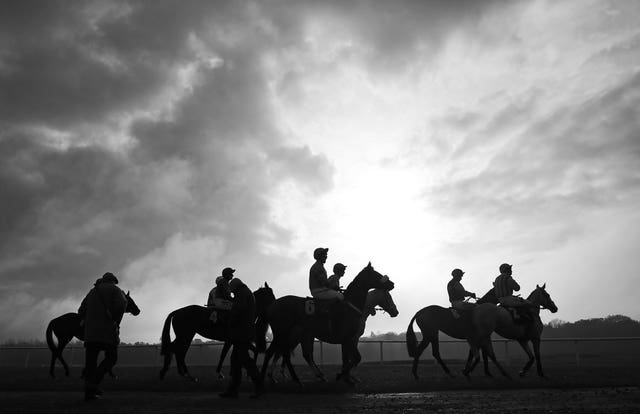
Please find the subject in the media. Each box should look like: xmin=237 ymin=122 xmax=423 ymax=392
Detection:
xmin=227 ymin=341 xmax=260 ymax=392
xmin=84 ymin=342 xmax=118 ymax=389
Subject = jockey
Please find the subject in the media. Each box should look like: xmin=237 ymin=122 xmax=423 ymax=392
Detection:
xmin=493 ymin=263 xmax=534 ymax=319
xmin=309 ymin=248 xmax=344 ymax=300
xmin=327 ymin=263 xmax=346 ymax=292
xmin=447 ymin=268 xmax=476 ymax=312
xmin=207 ymin=267 xmax=235 ymax=306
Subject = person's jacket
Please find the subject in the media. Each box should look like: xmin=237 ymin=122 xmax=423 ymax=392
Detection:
xmin=447 ymin=278 xmax=472 ymax=302
xmin=493 ymin=274 xmax=521 ymax=299
xmin=228 ymin=283 xmax=256 ymax=343
xmin=308 ymin=261 xmax=328 ymax=293
xmin=78 ymin=281 xmax=127 ymax=345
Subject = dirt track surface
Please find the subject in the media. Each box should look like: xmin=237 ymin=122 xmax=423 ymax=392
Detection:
xmin=1 ymin=388 xmax=639 ymax=413
xmin=1 ymin=362 xmax=639 ymax=413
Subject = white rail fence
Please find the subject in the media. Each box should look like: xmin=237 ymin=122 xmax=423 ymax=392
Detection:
xmin=1 ymin=337 xmax=639 ymax=369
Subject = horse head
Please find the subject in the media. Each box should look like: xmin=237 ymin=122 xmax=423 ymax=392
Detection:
xmin=531 ymin=283 xmax=558 ymax=313
xmin=366 ymin=288 xmax=399 ymax=317
xmin=351 ymin=262 xmax=395 ymax=291
xmin=254 ymin=282 xmax=276 ymax=311
xmin=125 ymin=290 xmax=141 ymax=316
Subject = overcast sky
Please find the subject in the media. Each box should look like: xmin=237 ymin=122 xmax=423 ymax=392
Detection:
xmin=1 ymin=0 xmax=639 ymax=343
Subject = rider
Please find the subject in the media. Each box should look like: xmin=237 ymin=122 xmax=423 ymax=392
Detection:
xmin=309 ymin=248 xmax=344 ymax=300
xmin=493 ymin=263 xmax=534 ymax=321
xmin=207 ymin=267 xmax=235 ymax=323
xmin=327 ymin=263 xmax=346 ymax=292
xmin=447 ymin=268 xmax=476 ymax=314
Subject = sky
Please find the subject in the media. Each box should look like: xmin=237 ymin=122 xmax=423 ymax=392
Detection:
xmin=1 ymin=0 xmax=639 ymax=344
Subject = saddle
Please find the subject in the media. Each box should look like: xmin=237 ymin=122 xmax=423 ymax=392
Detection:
xmin=450 ymin=307 xmax=474 ymax=321
xmin=503 ymin=306 xmax=534 ymax=324
xmin=304 ymin=297 xmax=341 ymax=317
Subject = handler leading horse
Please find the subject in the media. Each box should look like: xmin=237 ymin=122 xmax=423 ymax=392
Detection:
xmin=158 ymin=283 xmax=275 ymax=381
xmin=46 ymin=291 xmax=140 ymax=378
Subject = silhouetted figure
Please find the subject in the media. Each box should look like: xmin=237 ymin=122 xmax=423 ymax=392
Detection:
xmin=46 ymin=288 xmax=140 ymax=379
xmin=447 ymin=268 xmax=476 ymax=318
xmin=77 ymin=272 xmax=127 ymax=401
xmin=309 ymin=248 xmax=343 ymax=300
xmin=219 ymin=278 xmax=265 ymax=399
xmin=327 ymin=263 xmax=346 ymax=292
xmin=493 ymin=263 xmax=534 ymax=322
xmin=207 ymin=267 xmax=235 ymax=324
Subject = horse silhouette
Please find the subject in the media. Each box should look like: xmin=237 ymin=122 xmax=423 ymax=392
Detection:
xmin=406 ymin=289 xmax=510 ymax=380
xmin=46 ymin=291 xmax=141 ymax=378
xmin=266 ymin=287 xmax=399 ymax=383
xmin=464 ymin=284 xmax=558 ymax=378
xmin=158 ymin=282 xmax=275 ymax=382
xmin=260 ymin=262 xmax=395 ymax=384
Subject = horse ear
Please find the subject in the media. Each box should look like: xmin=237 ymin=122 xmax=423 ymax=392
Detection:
xmin=542 ymin=283 xmax=546 ymax=289
xmin=536 ymin=284 xmax=540 ymax=289
xmin=367 ymin=261 xmax=372 ymax=268
xmin=127 ymin=290 xmax=130 ymax=295
xmin=264 ymin=282 xmax=269 ymax=288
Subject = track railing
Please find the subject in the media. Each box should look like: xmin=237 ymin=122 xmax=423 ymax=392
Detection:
xmin=1 ymin=337 xmax=639 ymax=368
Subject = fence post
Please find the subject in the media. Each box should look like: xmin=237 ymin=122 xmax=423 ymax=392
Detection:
xmin=24 ymin=349 xmax=30 ymax=368
xmin=319 ymin=341 xmax=324 ymax=366
xmin=574 ymin=340 xmax=580 ymax=367
xmin=379 ymin=341 xmax=384 ymax=364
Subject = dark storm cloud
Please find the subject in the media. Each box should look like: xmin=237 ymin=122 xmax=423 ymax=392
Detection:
xmin=0 ymin=0 xmax=337 ymax=339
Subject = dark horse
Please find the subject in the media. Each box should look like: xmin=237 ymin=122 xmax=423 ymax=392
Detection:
xmin=265 ymin=287 xmax=399 ymax=383
xmin=260 ymin=263 xmax=395 ymax=384
xmin=464 ymin=284 xmax=558 ymax=378
xmin=46 ymin=291 xmax=141 ymax=378
xmin=406 ymin=289 xmax=510 ymax=380
xmin=158 ymin=283 xmax=275 ymax=381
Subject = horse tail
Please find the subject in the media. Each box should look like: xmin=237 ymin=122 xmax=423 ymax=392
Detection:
xmin=406 ymin=313 xmax=419 ymax=358
xmin=46 ymin=320 xmax=57 ymax=352
xmin=160 ymin=311 xmax=175 ymax=356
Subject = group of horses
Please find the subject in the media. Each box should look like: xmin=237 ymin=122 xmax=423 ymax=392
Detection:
xmin=45 ymin=263 xmax=558 ymax=386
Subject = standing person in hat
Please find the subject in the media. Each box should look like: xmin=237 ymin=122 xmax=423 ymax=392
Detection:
xmin=219 ymin=278 xmax=265 ymax=398
xmin=447 ymin=268 xmax=476 ymax=312
xmin=77 ymin=272 xmax=127 ymax=401
xmin=309 ymin=248 xmax=343 ymax=300
xmin=327 ymin=263 xmax=347 ymax=292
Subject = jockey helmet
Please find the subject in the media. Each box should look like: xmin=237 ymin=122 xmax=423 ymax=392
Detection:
xmin=228 ymin=278 xmax=243 ymax=292
xmin=333 ymin=263 xmax=346 ymax=273
xmin=499 ymin=263 xmax=512 ymax=274
xmin=101 ymin=272 xmax=119 ymax=284
xmin=451 ymin=268 xmax=464 ymax=278
xmin=313 ymin=247 xmax=328 ymax=260
xmin=222 ymin=267 xmax=235 ymax=279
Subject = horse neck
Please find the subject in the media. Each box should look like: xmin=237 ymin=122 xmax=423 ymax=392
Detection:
xmin=526 ymin=290 xmax=543 ymax=316
xmin=344 ymin=280 xmax=368 ymax=311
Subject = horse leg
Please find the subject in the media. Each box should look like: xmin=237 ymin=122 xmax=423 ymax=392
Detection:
xmin=56 ymin=338 xmax=72 ymax=377
xmin=516 ymin=339 xmax=535 ymax=377
xmin=462 ymin=342 xmax=482 ymax=379
xmin=482 ymin=341 xmax=512 ymax=380
xmin=300 ymin=335 xmax=325 ymax=381
xmin=158 ymin=350 xmax=173 ymax=380
xmin=337 ymin=342 xmax=355 ymax=384
xmin=481 ymin=345 xmax=492 ymax=377
xmin=410 ymin=339 xmax=430 ymax=380
xmin=532 ymin=338 xmax=546 ymax=378
xmin=216 ymin=342 xmax=232 ymax=379
xmin=174 ymin=335 xmax=197 ymax=382
xmin=431 ymin=339 xmax=455 ymax=378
